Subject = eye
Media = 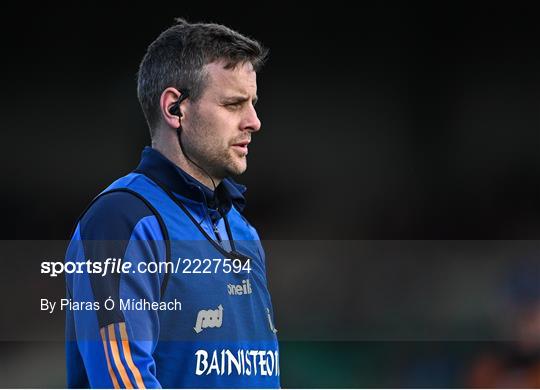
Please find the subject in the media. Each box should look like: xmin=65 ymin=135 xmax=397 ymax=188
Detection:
xmin=226 ymin=102 xmax=242 ymax=110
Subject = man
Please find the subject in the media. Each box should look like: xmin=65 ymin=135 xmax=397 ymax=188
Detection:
xmin=65 ymin=19 xmax=279 ymax=388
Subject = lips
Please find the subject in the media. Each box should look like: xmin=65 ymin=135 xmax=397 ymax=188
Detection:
xmin=232 ymin=140 xmax=250 ymax=155
xmin=232 ymin=140 xmax=250 ymax=147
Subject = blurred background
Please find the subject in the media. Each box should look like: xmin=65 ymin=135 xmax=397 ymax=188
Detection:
xmin=2 ymin=3 xmax=540 ymax=387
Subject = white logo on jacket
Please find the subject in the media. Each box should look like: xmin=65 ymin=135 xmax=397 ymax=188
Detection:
xmin=227 ymin=279 xmax=252 ymax=295
xmin=194 ymin=304 xmax=223 ymax=333
xmin=267 ymin=308 xmax=278 ymax=334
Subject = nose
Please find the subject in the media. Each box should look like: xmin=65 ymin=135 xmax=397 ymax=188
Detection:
xmin=242 ymin=103 xmax=261 ymax=133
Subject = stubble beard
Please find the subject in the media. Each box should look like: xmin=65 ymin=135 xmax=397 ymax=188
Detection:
xmin=184 ymin=110 xmax=247 ymax=181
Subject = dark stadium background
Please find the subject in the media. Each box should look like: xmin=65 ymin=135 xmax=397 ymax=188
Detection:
xmin=2 ymin=3 xmax=540 ymax=388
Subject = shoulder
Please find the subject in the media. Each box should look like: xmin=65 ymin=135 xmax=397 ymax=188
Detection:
xmin=79 ymin=190 xmax=163 ymax=241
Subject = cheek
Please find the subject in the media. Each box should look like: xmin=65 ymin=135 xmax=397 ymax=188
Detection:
xmin=211 ymin=113 xmax=239 ymax=142
xmin=192 ymin=107 xmax=238 ymax=146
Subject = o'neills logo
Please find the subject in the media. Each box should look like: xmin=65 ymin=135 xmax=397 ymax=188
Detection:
xmin=227 ymin=279 xmax=252 ymax=295
xmin=194 ymin=305 xmax=223 ymax=334
xmin=195 ymin=349 xmax=280 ymax=377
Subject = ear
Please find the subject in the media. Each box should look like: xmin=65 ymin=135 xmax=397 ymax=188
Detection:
xmin=159 ymin=87 xmax=187 ymax=129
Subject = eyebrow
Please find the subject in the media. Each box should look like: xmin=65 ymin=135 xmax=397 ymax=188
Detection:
xmin=222 ymin=95 xmax=258 ymax=105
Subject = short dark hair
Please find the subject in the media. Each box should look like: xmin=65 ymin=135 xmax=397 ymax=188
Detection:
xmin=137 ymin=18 xmax=268 ymax=135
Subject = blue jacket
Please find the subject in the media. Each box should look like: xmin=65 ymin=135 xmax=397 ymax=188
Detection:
xmin=65 ymin=147 xmax=279 ymax=388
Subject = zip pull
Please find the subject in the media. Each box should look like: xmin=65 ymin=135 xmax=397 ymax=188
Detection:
xmin=213 ymin=223 xmax=222 ymax=243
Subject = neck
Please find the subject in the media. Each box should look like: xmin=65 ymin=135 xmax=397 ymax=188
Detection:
xmin=151 ymin=130 xmax=221 ymax=190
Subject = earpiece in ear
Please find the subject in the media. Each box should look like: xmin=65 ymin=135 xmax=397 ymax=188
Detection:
xmin=168 ymin=101 xmax=182 ymax=117
xmin=168 ymin=90 xmax=190 ymax=118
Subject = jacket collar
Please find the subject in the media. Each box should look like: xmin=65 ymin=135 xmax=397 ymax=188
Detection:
xmin=134 ymin=146 xmax=247 ymax=213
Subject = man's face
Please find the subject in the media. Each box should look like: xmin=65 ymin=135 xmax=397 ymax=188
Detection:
xmin=181 ymin=60 xmax=261 ymax=179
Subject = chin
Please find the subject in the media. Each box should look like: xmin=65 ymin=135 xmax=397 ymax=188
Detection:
xmin=219 ymin=152 xmax=247 ymax=177
xmin=229 ymin=165 xmax=247 ymax=176
xmin=226 ymin=160 xmax=247 ymax=176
